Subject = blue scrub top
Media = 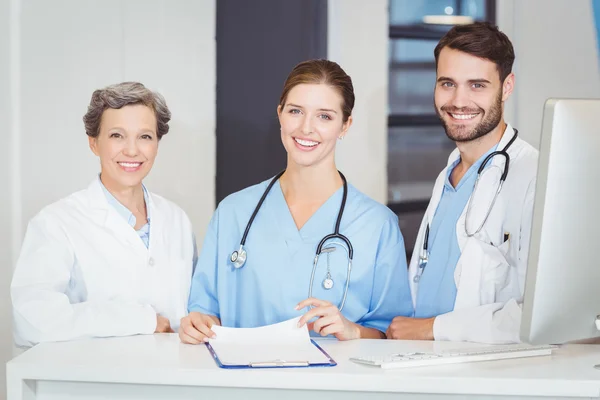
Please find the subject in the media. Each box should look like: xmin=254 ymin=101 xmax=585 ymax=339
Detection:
xmin=188 ymin=178 xmax=413 ymax=333
xmin=415 ymin=145 xmax=498 ymax=318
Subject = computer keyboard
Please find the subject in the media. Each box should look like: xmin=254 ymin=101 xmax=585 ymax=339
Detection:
xmin=350 ymin=344 xmax=557 ymax=369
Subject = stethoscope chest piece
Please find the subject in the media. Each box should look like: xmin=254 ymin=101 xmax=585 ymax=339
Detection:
xmin=319 ymin=246 xmax=338 ymax=290
xmin=230 ymin=246 xmax=247 ymax=269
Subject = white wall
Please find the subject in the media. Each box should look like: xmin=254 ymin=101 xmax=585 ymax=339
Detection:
xmin=328 ymin=0 xmax=389 ymax=204
xmin=2 ymin=0 xmax=215 ymax=398
xmin=497 ymin=0 xmax=600 ymax=148
xmin=17 ymin=0 xmax=216 ymax=237
xmin=1 ymin=1 xmax=14 ymax=398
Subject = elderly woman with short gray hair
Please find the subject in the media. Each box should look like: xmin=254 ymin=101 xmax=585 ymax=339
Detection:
xmin=11 ymin=82 xmax=196 ymax=347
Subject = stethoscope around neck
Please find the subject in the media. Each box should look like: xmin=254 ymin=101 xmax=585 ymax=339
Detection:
xmin=414 ymin=128 xmax=518 ymax=284
xmin=229 ymin=170 xmax=354 ymax=311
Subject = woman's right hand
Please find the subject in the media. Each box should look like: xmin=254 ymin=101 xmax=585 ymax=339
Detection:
xmin=179 ymin=312 xmax=221 ymax=344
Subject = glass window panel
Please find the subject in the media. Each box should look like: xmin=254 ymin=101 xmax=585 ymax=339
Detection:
xmin=388 ymin=39 xmax=437 ymax=115
xmin=461 ymin=0 xmax=486 ymax=20
xmin=390 ymin=0 xmax=487 ymax=26
xmin=390 ymin=39 xmax=437 ymax=63
xmin=387 ymin=125 xmax=454 ymax=202
xmin=388 ymin=67 xmax=436 ymax=115
xmin=390 ymin=0 xmax=457 ymax=25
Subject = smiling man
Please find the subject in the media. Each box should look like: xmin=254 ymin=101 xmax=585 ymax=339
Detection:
xmin=387 ymin=22 xmax=539 ymax=343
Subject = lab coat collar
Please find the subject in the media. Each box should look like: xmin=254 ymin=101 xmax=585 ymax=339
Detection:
xmin=98 ymin=177 xmax=152 ymax=228
xmin=446 ymin=123 xmax=517 ymax=169
xmin=86 ymin=176 xmax=161 ymax=252
xmin=87 ymin=175 xmax=155 ymax=211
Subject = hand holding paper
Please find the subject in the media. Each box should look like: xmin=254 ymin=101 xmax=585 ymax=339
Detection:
xmin=179 ymin=312 xmax=221 ymax=344
xmin=296 ymin=297 xmax=360 ymax=340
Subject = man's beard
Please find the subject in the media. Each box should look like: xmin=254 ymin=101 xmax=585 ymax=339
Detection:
xmin=436 ymin=89 xmax=503 ymax=143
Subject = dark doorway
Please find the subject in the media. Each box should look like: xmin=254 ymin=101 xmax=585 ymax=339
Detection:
xmin=216 ymin=0 xmax=328 ymax=203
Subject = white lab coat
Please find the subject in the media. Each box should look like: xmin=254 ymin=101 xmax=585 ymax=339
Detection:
xmin=11 ymin=177 xmax=195 ymax=347
xmin=408 ymin=124 xmax=539 ymax=344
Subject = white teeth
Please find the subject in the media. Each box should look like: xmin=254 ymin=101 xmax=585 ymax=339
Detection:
xmin=119 ymin=162 xmax=141 ymax=168
xmin=450 ymin=113 xmax=478 ymax=120
xmin=294 ymin=138 xmax=319 ymax=147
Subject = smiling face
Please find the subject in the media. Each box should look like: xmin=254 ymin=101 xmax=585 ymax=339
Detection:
xmin=278 ymin=83 xmax=352 ymax=169
xmin=434 ymin=47 xmax=513 ymax=142
xmin=88 ymin=104 xmax=159 ymax=190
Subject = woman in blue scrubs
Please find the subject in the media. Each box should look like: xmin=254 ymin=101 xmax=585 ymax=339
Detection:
xmin=179 ymin=59 xmax=413 ymax=343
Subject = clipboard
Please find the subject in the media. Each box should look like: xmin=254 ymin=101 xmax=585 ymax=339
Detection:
xmin=205 ymin=339 xmax=337 ymax=369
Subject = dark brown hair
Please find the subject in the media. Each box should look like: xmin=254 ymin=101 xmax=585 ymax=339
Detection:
xmin=83 ymin=82 xmax=171 ymax=140
xmin=279 ymin=59 xmax=354 ymax=122
xmin=434 ymin=22 xmax=515 ymax=82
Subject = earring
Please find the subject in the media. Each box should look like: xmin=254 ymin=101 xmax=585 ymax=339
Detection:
xmin=338 ymin=135 xmax=344 ymax=140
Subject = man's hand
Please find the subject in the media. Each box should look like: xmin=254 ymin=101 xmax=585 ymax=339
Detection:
xmin=386 ymin=316 xmax=435 ymax=340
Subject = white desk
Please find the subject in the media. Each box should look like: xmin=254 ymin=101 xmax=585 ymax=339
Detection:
xmin=6 ymin=334 xmax=600 ymax=399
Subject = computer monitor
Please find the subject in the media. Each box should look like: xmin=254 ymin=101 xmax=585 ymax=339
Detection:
xmin=521 ymin=98 xmax=600 ymax=345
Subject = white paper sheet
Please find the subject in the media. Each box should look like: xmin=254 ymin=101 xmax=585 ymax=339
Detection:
xmin=208 ymin=317 xmax=332 ymax=366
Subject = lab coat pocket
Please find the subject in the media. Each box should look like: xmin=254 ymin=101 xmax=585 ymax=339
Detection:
xmin=497 ymin=236 xmax=511 ymax=257
xmin=479 ymin=240 xmax=511 ymax=304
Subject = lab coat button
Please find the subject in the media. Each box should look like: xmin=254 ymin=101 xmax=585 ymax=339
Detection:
xmin=148 ymin=257 xmax=155 ymax=266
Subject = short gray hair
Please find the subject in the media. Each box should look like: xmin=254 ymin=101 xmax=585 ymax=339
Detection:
xmin=83 ymin=82 xmax=171 ymax=139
